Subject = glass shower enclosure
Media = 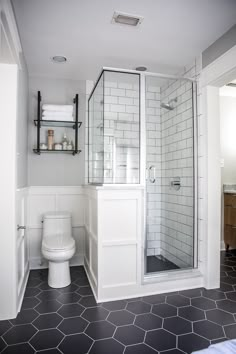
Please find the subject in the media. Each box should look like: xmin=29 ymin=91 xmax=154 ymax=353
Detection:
xmin=88 ymin=68 xmax=197 ymax=276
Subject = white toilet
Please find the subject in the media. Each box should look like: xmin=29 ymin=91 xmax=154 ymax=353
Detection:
xmin=42 ymin=211 xmax=76 ymax=288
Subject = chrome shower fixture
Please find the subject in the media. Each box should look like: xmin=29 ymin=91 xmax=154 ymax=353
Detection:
xmin=161 ymin=97 xmax=178 ymax=110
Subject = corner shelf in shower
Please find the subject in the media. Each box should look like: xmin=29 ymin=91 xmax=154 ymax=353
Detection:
xmin=33 ymin=91 xmax=82 ymax=156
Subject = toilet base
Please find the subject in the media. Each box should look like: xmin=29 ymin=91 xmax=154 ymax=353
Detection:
xmin=48 ymin=261 xmax=71 ymax=288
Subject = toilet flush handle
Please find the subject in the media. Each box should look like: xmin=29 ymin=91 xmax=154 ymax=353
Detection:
xmin=17 ymin=225 xmax=26 ymax=231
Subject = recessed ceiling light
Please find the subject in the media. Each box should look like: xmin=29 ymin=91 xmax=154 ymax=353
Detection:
xmin=112 ymin=11 xmax=143 ymax=27
xmin=51 ymin=56 xmax=67 ymax=64
xmin=136 ymin=66 xmax=147 ymax=71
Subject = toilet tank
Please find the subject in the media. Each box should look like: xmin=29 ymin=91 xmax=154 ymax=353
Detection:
xmin=43 ymin=212 xmax=72 ymax=238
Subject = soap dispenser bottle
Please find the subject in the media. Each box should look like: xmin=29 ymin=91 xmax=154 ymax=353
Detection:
xmin=62 ymin=133 xmax=68 ymax=150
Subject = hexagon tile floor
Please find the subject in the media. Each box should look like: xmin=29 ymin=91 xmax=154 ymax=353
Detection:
xmin=2 ymin=251 xmax=236 ymax=354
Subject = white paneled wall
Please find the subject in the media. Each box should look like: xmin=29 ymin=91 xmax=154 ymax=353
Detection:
xmin=27 ymin=186 xmax=85 ymax=269
xmin=84 ymin=185 xmax=204 ymax=302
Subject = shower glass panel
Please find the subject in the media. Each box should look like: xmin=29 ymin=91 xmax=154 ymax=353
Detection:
xmin=145 ymin=75 xmax=195 ymax=274
xmin=88 ymin=72 xmax=104 ymax=184
xmin=88 ymin=70 xmax=140 ymax=184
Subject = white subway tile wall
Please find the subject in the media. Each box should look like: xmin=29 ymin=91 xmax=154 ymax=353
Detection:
xmin=88 ymin=72 xmax=140 ymax=184
xmin=160 ymin=77 xmax=194 ymax=268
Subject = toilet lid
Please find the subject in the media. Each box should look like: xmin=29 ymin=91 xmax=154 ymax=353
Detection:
xmin=42 ymin=234 xmax=75 ymax=251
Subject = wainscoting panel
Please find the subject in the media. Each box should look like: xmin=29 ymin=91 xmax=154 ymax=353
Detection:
xmin=27 ymin=186 xmax=85 ymax=269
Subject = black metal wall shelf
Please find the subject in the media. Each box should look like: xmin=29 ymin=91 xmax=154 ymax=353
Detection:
xmin=33 ymin=149 xmax=82 ymax=155
xmin=33 ymin=91 xmax=82 ymax=156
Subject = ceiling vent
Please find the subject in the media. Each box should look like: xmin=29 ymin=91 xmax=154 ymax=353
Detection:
xmin=112 ymin=11 xmax=143 ymax=27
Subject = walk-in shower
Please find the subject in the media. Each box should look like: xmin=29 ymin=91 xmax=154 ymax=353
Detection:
xmin=88 ymin=68 xmax=197 ymax=277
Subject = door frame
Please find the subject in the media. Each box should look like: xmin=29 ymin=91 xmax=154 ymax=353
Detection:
xmin=200 ymin=45 xmax=236 ymax=288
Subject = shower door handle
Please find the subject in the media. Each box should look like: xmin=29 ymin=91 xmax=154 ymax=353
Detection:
xmin=148 ymin=165 xmax=156 ymax=183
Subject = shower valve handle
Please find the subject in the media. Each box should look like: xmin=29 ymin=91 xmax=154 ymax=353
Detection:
xmin=148 ymin=165 xmax=156 ymax=183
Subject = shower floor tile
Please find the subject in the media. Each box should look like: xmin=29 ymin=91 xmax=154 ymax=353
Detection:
xmin=146 ymin=255 xmax=179 ymax=273
xmin=1 ymin=250 xmax=236 ymax=353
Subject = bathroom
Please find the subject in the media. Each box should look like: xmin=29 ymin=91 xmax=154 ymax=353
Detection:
xmin=1 ymin=0 xmax=236 ymax=353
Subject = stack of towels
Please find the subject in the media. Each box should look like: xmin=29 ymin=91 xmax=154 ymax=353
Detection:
xmin=42 ymin=104 xmax=74 ymax=122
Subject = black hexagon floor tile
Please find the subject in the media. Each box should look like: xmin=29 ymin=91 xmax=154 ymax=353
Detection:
xmin=22 ymin=297 xmax=40 ymax=310
xmin=126 ymin=300 xmax=151 ymax=315
xmin=164 ymin=316 xmax=192 ymax=335
xmin=0 ymin=337 xmax=6 ymax=352
xmin=82 ymin=307 xmax=109 ymax=322
xmin=58 ymin=316 xmax=88 ymax=335
xmin=193 ymin=319 xmax=225 ymax=340
xmin=33 ymin=313 xmax=62 ymax=330
xmin=36 ymin=349 xmax=61 ymax=354
xmin=224 ymin=323 xmax=236 ymax=339
xmin=166 ymin=294 xmax=190 ymax=307
xmin=89 ymin=338 xmax=124 ymax=354
xmin=10 ymin=309 xmax=38 ymax=325
xmin=57 ymin=292 xmax=81 ymax=304
xmin=77 ymin=286 xmax=93 ymax=296
xmin=102 ymin=300 xmax=127 ymax=311
xmin=85 ymin=320 xmax=116 ymax=340
xmin=30 ymin=328 xmax=64 ymax=351
xmin=3 ymin=324 xmax=37 ymax=345
xmin=142 ymin=294 xmax=165 ymax=304
xmin=191 ymin=297 xmax=216 ymax=310
xmin=59 ymin=283 xmax=78 ymax=294
xmin=178 ymin=333 xmax=210 ymax=354
xmin=145 ymin=328 xmax=176 ymax=352
xmin=226 ymin=291 xmax=236 ymax=301
xmin=202 ymin=289 xmax=226 ymax=300
xmin=57 ymin=303 xmax=84 ymax=318
xmin=59 ymin=333 xmax=93 ymax=354
xmin=35 ymin=300 xmax=62 ymax=314
xmin=160 ymin=350 xmax=185 ymax=354
xmin=37 ymin=289 xmax=60 ymax=302
xmin=206 ymin=308 xmax=235 ymax=326
xmin=179 ymin=305 xmax=205 ymax=321
xmin=179 ymin=288 xmax=202 ymax=298
xmin=217 ymin=299 xmax=236 ymax=313
xmin=24 ymin=287 xmax=41 ymax=297
xmin=135 ymin=313 xmax=162 ymax=330
xmin=79 ymin=295 xmax=98 ymax=308
xmin=125 ymin=343 xmax=158 ymax=354
xmin=4 ymin=253 xmax=236 ymax=354
xmin=0 ymin=320 xmax=12 ymax=336
xmin=152 ymin=303 xmax=177 ymax=318
xmin=2 ymin=343 xmax=35 ymax=354
xmin=114 ymin=324 xmax=145 ymax=345
xmin=108 ymin=310 xmax=135 ymax=326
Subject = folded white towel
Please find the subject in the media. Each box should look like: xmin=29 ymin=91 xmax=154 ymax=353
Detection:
xmin=42 ymin=115 xmax=74 ymax=122
xmin=43 ymin=110 xmax=73 ymax=118
xmin=42 ymin=104 xmax=73 ymax=113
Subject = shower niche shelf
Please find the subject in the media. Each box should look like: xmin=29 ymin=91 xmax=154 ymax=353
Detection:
xmin=33 ymin=91 xmax=82 ymax=156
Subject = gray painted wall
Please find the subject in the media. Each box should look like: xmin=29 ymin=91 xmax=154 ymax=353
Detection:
xmin=17 ymin=54 xmax=29 ymax=188
xmin=202 ymin=25 xmax=236 ymax=68
xmin=28 ymin=76 xmax=86 ymax=186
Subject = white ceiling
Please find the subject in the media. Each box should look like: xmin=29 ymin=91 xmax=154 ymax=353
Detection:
xmin=12 ymin=0 xmax=236 ymax=81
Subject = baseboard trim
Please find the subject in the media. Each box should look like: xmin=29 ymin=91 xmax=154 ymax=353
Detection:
xmin=17 ymin=265 xmax=30 ymax=313
xmin=29 ymin=253 xmax=84 ymax=270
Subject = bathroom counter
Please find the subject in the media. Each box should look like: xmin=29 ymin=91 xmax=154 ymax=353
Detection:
xmin=223 ymin=184 xmax=236 ymax=194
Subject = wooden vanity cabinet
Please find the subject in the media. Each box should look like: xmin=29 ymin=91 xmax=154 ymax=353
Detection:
xmin=224 ymin=193 xmax=236 ymax=250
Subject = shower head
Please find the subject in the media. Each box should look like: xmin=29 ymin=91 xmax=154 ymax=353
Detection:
xmin=161 ymin=97 xmax=177 ymax=111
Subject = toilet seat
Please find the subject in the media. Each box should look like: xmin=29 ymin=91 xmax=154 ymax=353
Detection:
xmin=42 ymin=234 xmax=75 ymax=252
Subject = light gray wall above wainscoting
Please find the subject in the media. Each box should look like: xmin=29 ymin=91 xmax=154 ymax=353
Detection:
xmin=28 ymin=76 xmax=86 ymax=186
